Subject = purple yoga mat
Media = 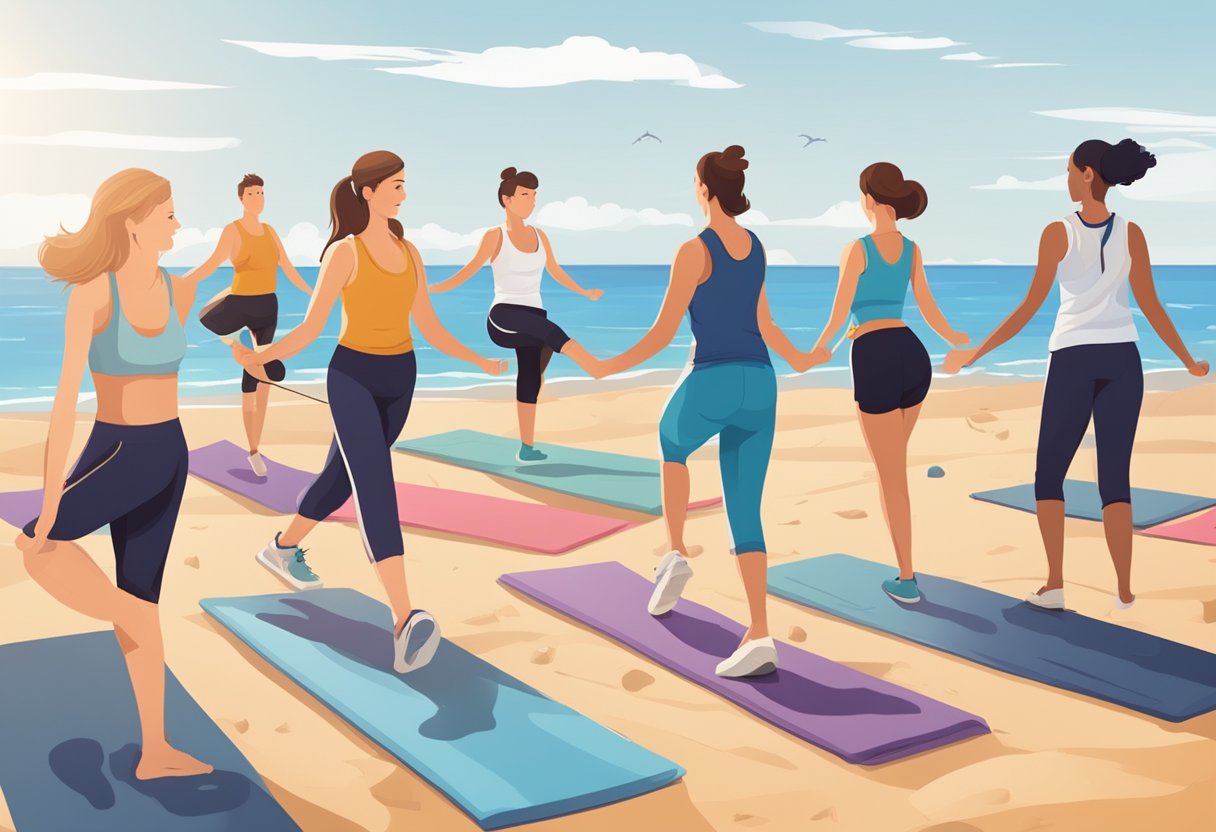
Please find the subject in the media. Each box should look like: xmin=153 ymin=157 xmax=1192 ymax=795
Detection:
xmin=0 ymin=490 xmax=42 ymax=530
xmin=499 ymin=562 xmax=990 ymax=765
xmin=188 ymin=441 xmax=313 ymax=515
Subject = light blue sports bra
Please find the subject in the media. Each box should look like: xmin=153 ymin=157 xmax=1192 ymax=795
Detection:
xmin=88 ymin=270 xmax=187 ymax=376
xmin=851 ymin=234 xmax=914 ymax=326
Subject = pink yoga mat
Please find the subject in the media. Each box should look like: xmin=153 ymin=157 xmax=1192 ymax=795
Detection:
xmin=1141 ymin=507 xmax=1216 ymax=546
xmin=189 ymin=440 xmax=639 ymax=554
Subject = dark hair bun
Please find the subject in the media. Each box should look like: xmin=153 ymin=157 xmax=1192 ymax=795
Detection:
xmin=720 ymin=145 xmax=749 ymax=172
xmin=1101 ymin=139 xmax=1157 ymax=187
xmin=500 ymin=167 xmax=518 ymax=181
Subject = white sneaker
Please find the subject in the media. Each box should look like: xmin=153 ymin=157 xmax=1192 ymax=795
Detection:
xmin=1114 ymin=595 xmax=1136 ymax=610
xmin=715 ymin=637 xmax=779 ymax=678
xmin=394 ymin=610 xmax=441 ymax=673
xmin=256 ymin=535 xmax=323 ymax=590
xmin=648 ymin=551 xmax=693 ymax=616
xmin=248 ymin=452 xmax=268 ymax=478
xmin=1026 ymin=588 xmax=1065 ymax=610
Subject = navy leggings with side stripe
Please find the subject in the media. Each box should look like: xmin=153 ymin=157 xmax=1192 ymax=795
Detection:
xmin=1034 ymin=342 xmax=1143 ymax=507
xmin=298 ymin=346 xmax=416 ymax=561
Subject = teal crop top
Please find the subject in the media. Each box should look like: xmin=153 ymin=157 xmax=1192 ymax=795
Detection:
xmin=88 ymin=271 xmax=187 ymax=376
xmin=850 ymin=234 xmax=914 ymax=326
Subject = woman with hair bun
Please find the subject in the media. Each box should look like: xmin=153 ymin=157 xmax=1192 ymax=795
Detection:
xmin=946 ymin=138 xmax=1208 ymax=610
xmin=601 ymin=145 xmax=816 ymax=678
xmin=430 ymin=166 xmax=605 ymax=462
xmin=805 ymin=162 xmax=969 ymax=605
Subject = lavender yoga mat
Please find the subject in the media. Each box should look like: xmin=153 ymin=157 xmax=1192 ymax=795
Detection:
xmin=188 ymin=441 xmax=636 ymax=554
xmin=499 ymin=562 xmax=990 ymax=765
xmin=0 ymin=489 xmax=43 ymax=530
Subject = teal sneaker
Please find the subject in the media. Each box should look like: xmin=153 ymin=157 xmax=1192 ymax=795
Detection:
xmin=882 ymin=575 xmax=920 ymax=604
xmin=257 ymin=534 xmax=323 ymax=590
xmin=516 ymin=444 xmax=548 ymax=464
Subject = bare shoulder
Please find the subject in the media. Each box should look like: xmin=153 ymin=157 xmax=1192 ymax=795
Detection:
xmin=70 ymin=273 xmax=109 ymax=308
xmin=323 ymin=237 xmax=358 ymax=273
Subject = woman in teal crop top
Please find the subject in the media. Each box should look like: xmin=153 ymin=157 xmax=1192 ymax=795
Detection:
xmin=16 ymin=168 xmax=214 ymax=780
xmin=805 ymin=163 xmax=968 ymax=604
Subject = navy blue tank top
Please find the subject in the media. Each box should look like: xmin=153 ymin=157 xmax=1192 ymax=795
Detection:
xmin=688 ymin=228 xmax=771 ymax=367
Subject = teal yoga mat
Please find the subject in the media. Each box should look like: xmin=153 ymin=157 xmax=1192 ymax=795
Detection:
xmin=768 ymin=554 xmax=1216 ymax=721
xmin=970 ymin=479 xmax=1216 ymax=529
xmin=201 ymin=589 xmax=683 ymax=829
xmin=393 ymin=430 xmax=721 ymax=515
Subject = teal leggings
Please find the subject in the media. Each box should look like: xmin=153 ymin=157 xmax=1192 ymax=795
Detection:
xmin=659 ymin=361 xmax=776 ymax=554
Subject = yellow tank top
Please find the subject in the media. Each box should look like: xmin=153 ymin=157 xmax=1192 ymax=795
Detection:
xmin=338 ymin=236 xmax=416 ymax=355
xmin=230 ymin=222 xmax=279 ymax=296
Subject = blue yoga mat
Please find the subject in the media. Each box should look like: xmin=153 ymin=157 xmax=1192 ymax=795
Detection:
xmin=970 ymin=479 xmax=1216 ymax=528
xmin=768 ymin=555 xmax=1216 ymax=722
xmin=201 ymin=589 xmax=683 ymax=830
xmin=0 ymin=631 xmax=299 ymax=832
xmin=393 ymin=429 xmax=720 ymax=515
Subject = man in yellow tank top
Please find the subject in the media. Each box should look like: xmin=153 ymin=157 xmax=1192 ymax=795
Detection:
xmin=186 ymin=174 xmax=312 ymax=476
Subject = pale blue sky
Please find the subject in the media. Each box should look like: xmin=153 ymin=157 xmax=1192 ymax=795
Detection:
xmin=2 ymin=0 xmax=1214 ymax=266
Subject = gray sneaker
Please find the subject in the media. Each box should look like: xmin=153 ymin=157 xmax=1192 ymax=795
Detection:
xmin=394 ymin=610 xmax=441 ymax=673
xmin=648 ymin=551 xmax=693 ymax=616
xmin=257 ymin=534 xmax=323 ymax=590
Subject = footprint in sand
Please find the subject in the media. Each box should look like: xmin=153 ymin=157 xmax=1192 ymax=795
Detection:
xmin=622 ymin=669 xmax=654 ymax=692
xmin=835 ymin=509 xmax=868 ymax=520
xmin=496 ymin=605 xmax=519 ymax=618
xmin=966 ymin=411 xmax=1010 ymax=441
xmin=733 ymin=814 xmax=767 ymax=827
xmin=531 ymin=647 xmax=555 ymax=665
xmin=463 ymin=612 xmax=500 ymax=626
xmin=986 ymin=545 xmax=1016 ymax=556
xmin=811 ymin=806 xmax=837 ymax=822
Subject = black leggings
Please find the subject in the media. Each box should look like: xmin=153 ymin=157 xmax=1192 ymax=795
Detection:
xmin=487 ymin=304 xmax=571 ymax=404
xmin=200 ymin=293 xmax=278 ymax=393
xmin=1035 ymin=342 xmax=1143 ymax=507
xmin=297 ymin=347 xmax=417 ymax=562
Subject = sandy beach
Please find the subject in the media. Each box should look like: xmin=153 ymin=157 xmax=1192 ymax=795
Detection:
xmin=1 ymin=378 xmax=1213 ymax=832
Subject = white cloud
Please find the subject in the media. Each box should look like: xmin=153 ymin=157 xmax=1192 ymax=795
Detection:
xmin=1118 ymin=150 xmax=1216 ymax=203
xmin=847 ymin=36 xmax=963 ymax=51
xmin=988 ymin=63 xmax=1064 ymax=69
xmin=407 ymin=223 xmax=491 ymax=251
xmin=0 ymin=73 xmax=226 ymax=91
xmin=742 ymin=201 xmax=869 ymax=229
xmin=744 ymin=22 xmax=887 ymax=41
xmin=1036 ymin=107 xmax=1216 ymax=134
xmin=535 ymin=197 xmax=694 ymax=231
xmin=942 ymin=52 xmax=994 ymax=61
xmin=0 ymin=131 xmax=239 ymax=152
xmin=0 ymin=193 xmax=90 ymax=251
xmin=765 ymin=248 xmax=798 ymax=266
xmin=228 ymin=36 xmax=740 ymax=89
xmin=1144 ymin=138 xmax=1212 ymax=150
xmin=163 ymin=227 xmax=223 ymax=266
xmin=973 ymin=174 xmax=1067 ymax=191
xmin=1019 ymin=154 xmax=1070 ymax=161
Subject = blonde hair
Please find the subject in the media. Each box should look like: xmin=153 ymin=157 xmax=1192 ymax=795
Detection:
xmin=39 ymin=168 xmax=172 ymax=284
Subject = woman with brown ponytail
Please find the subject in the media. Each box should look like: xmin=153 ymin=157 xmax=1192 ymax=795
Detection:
xmin=806 ymin=162 xmax=968 ymax=605
xmin=236 ymin=150 xmax=506 ymax=673
xmin=431 ymin=167 xmax=606 ymax=463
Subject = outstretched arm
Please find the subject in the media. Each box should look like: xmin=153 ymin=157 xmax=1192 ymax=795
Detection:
xmin=600 ymin=239 xmax=703 ymax=375
xmin=538 ymin=229 xmax=602 ymax=300
xmin=910 ymin=244 xmax=969 ymax=346
xmin=945 ymin=223 xmax=1065 ymax=372
xmin=268 ymin=226 xmax=312 ymax=296
xmin=1128 ymin=222 xmax=1208 ymax=376
xmin=183 ymin=224 xmax=239 ymax=286
xmin=408 ymin=242 xmax=506 ymax=375
xmin=429 ymin=229 xmax=498 ymax=293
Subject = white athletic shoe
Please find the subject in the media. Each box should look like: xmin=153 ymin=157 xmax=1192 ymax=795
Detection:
xmin=1026 ymin=588 xmax=1065 ymax=610
xmin=256 ymin=535 xmax=323 ymax=590
xmin=248 ymin=452 xmax=268 ymax=478
xmin=394 ymin=610 xmax=442 ymax=673
xmin=715 ymin=637 xmax=779 ymax=678
xmin=648 ymin=551 xmax=693 ymax=616
xmin=1114 ymin=595 xmax=1136 ymax=610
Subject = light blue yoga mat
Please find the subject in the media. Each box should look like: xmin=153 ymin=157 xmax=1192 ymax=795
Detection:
xmin=970 ymin=479 xmax=1216 ymax=529
xmin=201 ymin=589 xmax=683 ymax=829
xmin=393 ymin=429 xmax=720 ymax=515
xmin=768 ymin=554 xmax=1216 ymax=722
xmin=0 ymin=631 xmax=299 ymax=832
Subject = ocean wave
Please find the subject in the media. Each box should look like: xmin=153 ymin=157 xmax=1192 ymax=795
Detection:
xmin=994 ymin=358 xmax=1048 ymax=367
xmin=0 ymin=392 xmax=96 ymax=406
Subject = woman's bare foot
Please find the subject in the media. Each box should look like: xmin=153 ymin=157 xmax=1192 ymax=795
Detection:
xmin=135 ymin=744 xmax=214 ymax=780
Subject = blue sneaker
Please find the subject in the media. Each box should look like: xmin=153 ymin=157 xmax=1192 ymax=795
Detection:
xmin=882 ymin=576 xmax=920 ymax=604
xmin=516 ymin=444 xmax=548 ymax=464
xmin=257 ymin=534 xmax=323 ymax=590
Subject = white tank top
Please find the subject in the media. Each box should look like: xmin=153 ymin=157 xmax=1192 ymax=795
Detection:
xmin=1049 ymin=213 xmax=1139 ymax=352
xmin=490 ymin=224 xmax=547 ymax=309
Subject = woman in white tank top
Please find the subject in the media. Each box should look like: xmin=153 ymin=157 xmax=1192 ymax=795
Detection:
xmin=431 ymin=168 xmax=606 ymax=462
xmin=946 ymin=139 xmax=1208 ymax=611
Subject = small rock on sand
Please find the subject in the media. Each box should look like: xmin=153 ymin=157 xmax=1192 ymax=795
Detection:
xmin=531 ymin=647 xmax=555 ymax=664
xmin=622 ymin=669 xmax=655 ymax=692
xmin=233 ymin=719 xmax=249 ymax=734
xmin=994 ymin=429 xmax=1010 ymax=440
xmin=184 ymin=555 xmax=200 ymax=569
xmin=811 ymin=806 xmax=837 ymax=822
xmin=835 ymin=509 xmax=868 ymax=520
xmin=927 ymin=465 xmax=945 ymax=478
xmin=275 ymin=722 xmax=291 ymax=733
xmin=788 ymin=626 xmax=807 ymax=643
xmin=780 ymin=518 xmax=802 ymax=525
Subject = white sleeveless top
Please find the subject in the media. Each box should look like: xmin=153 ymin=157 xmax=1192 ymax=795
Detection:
xmin=1049 ymin=213 xmax=1139 ymax=352
xmin=490 ymin=225 xmax=547 ymax=309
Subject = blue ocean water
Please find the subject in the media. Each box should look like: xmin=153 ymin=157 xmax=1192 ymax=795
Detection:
xmin=1 ymin=264 xmax=1212 ymax=408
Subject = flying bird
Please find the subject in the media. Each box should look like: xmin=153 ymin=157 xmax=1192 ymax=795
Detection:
xmin=800 ymin=135 xmax=827 ymax=147
xmin=633 ymin=132 xmax=662 ymax=144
